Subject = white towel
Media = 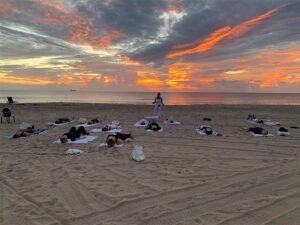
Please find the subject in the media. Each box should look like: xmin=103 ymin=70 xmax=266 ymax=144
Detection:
xmin=66 ymin=149 xmax=83 ymax=154
xmin=277 ymin=131 xmax=290 ymax=136
xmin=265 ymin=121 xmax=280 ymax=126
xmin=91 ymin=128 xmax=122 ymax=133
xmin=246 ymin=120 xmax=259 ymax=125
xmin=75 ymin=123 xmax=98 ymax=128
xmin=146 ymin=127 xmax=164 ymax=132
xmin=250 ymin=132 xmax=274 ymax=137
xmin=196 ymin=129 xmax=218 ymax=136
xmin=134 ymin=119 xmax=148 ymax=127
xmin=99 ymin=142 xmax=124 ymax=148
xmin=164 ymin=120 xmax=181 ymax=125
xmin=54 ymin=135 xmax=98 ymax=144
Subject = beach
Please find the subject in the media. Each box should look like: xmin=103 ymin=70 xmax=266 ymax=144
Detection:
xmin=0 ymin=103 xmax=299 ymax=225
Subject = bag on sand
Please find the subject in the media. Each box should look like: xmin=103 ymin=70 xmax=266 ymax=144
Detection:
xmin=20 ymin=122 xmax=31 ymax=130
xmin=131 ymin=145 xmax=145 ymax=162
xmin=78 ymin=118 xmax=87 ymax=124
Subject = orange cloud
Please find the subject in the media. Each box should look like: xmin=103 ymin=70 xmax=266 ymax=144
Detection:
xmin=167 ymin=4 xmax=288 ymax=58
xmin=0 ymin=0 xmax=14 ymax=19
xmin=136 ymin=74 xmax=163 ymax=87
xmin=165 ymin=0 xmax=184 ymax=13
xmin=71 ymin=64 xmax=87 ymax=70
xmin=103 ymin=76 xmax=118 ymax=84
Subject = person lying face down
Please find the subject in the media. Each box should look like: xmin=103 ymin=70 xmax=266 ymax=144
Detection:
xmin=55 ymin=118 xmax=71 ymax=124
xmin=106 ymin=133 xmax=132 ymax=147
xmin=87 ymin=119 xmax=99 ymax=125
xmin=199 ymin=125 xmax=213 ymax=135
xmin=60 ymin=126 xmax=89 ymax=143
xmin=13 ymin=126 xmax=47 ymax=138
xmin=246 ymin=127 xmax=268 ymax=135
xmin=146 ymin=118 xmax=161 ymax=131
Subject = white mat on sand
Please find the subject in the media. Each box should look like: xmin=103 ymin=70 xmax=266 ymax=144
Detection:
xmin=265 ymin=120 xmax=280 ymax=126
xmin=54 ymin=135 xmax=98 ymax=144
xmin=99 ymin=142 xmax=124 ymax=148
xmin=277 ymin=131 xmax=290 ymax=136
xmin=75 ymin=123 xmax=99 ymax=127
xmin=146 ymin=127 xmax=164 ymax=132
xmin=164 ymin=120 xmax=181 ymax=125
xmin=134 ymin=119 xmax=148 ymax=127
xmin=246 ymin=120 xmax=259 ymax=125
xmin=250 ymin=132 xmax=274 ymax=137
xmin=91 ymin=128 xmax=122 ymax=133
xmin=196 ymin=129 xmax=218 ymax=136
xmin=6 ymin=130 xmax=48 ymax=139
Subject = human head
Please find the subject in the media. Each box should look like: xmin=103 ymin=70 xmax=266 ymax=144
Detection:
xmin=262 ymin=129 xmax=268 ymax=135
xmin=55 ymin=120 xmax=60 ymax=124
xmin=205 ymin=127 xmax=213 ymax=135
xmin=107 ymin=136 xmax=116 ymax=148
xmin=157 ymin=92 xmax=160 ymax=97
xmin=102 ymin=127 xmax=108 ymax=131
xmin=152 ymin=124 xmax=159 ymax=131
xmin=13 ymin=131 xmax=22 ymax=138
xmin=60 ymin=135 xmax=68 ymax=143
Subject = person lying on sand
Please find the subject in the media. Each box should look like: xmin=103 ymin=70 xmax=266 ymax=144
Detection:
xmin=13 ymin=126 xmax=47 ymax=138
xmin=106 ymin=133 xmax=132 ymax=147
xmin=146 ymin=118 xmax=161 ymax=131
xmin=55 ymin=118 xmax=71 ymax=124
xmin=87 ymin=119 xmax=99 ymax=125
xmin=247 ymin=114 xmax=263 ymax=123
xmin=60 ymin=126 xmax=89 ymax=143
xmin=102 ymin=121 xmax=120 ymax=131
xmin=198 ymin=125 xmax=222 ymax=136
xmin=244 ymin=127 xmax=268 ymax=135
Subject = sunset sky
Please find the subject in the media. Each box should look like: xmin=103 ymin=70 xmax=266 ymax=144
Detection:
xmin=0 ymin=0 xmax=299 ymax=92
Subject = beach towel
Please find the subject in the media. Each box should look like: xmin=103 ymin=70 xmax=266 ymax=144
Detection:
xmin=246 ymin=120 xmax=259 ymax=125
xmin=6 ymin=130 xmax=48 ymax=139
xmin=78 ymin=118 xmax=87 ymax=124
xmin=277 ymin=131 xmax=290 ymax=136
xmin=196 ymin=129 xmax=218 ymax=136
xmin=134 ymin=119 xmax=148 ymax=127
xmin=91 ymin=128 xmax=122 ymax=133
xmin=146 ymin=127 xmax=163 ymax=132
xmin=99 ymin=142 xmax=124 ymax=148
xmin=249 ymin=132 xmax=274 ymax=137
xmin=164 ymin=119 xmax=181 ymax=125
xmin=131 ymin=145 xmax=145 ymax=162
xmin=75 ymin=123 xmax=99 ymax=128
xmin=265 ymin=120 xmax=280 ymax=126
xmin=66 ymin=149 xmax=83 ymax=155
xmin=54 ymin=135 xmax=98 ymax=144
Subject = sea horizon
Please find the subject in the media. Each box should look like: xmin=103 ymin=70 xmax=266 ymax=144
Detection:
xmin=1 ymin=90 xmax=300 ymax=105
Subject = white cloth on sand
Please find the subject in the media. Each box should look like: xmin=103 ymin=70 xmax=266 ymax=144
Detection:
xmin=164 ymin=119 xmax=181 ymax=125
xmin=54 ymin=135 xmax=98 ymax=144
xmin=196 ymin=129 xmax=218 ymax=136
xmin=131 ymin=146 xmax=145 ymax=162
xmin=265 ymin=120 xmax=280 ymax=126
xmin=91 ymin=128 xmax=122 ymax=133
xmin=134 ymin=119 xmax=148 ymax=127
xmin=249 ymin=132 xmax=274 ymax=137
xmin=66 ymin=149 xmax=83 ymax=154
xmin=277 ymin=131 xmax=290 ymax=136
xmin=75 ymin=123 xmax=98 ymax=128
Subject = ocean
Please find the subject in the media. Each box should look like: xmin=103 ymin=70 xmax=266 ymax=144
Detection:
xmin=1 ymin=90 xmax=300 ymax=105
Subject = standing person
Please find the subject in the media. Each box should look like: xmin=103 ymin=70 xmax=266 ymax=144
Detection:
xmin=153 ymin=92 xmax=163 ymax=118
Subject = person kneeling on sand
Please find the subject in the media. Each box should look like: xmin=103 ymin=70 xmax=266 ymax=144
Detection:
xmin=146 ymin=118 xmax=161 ymax=131
xmin=244 ymin=127 xmax=268 ymax=135
xmin=13 ymin=126 xmax=47 ymax=138
xmin=60 ymin=126 xmax=89 ymax=143
xmin=106 ymin=133 xmax=132 ymax=147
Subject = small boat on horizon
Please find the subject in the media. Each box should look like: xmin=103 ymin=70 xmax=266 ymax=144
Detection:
xmin=70 ymin=89 xmax=77 ymax=92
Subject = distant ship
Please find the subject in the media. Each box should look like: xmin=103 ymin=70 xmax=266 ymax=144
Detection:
xmin=70 ymin=89 xmax=77 ymax=92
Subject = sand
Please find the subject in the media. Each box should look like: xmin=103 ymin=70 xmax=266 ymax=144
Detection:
xmin=0 ymin=103 xmax=299 ymax=225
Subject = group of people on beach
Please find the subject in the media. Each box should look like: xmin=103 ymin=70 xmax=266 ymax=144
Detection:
xmin=8 ymin=92 xmax=293 ymax=147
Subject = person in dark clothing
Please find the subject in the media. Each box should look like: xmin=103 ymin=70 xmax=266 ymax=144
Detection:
xmin=87 ymin=119 xmax=99 ymax=125
xmin=146 ymin=118 xmax=161 ymax=131
xmin=199 ymin=125 xmax=213 ymax=135
xmin=106 ymin=133 xmax=132 ymax=147
xmin=60 ymin=126 xmax=89 ymax=143
xmin=13 ymin=127 xmax=47 ymax=138
xmin=246 ymin=127 xmax=268 ymax=135
xmin=55 ymin=118 xmax=71 ymax=124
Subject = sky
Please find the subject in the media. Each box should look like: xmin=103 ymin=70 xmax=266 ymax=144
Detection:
xmin=0 ymin=0 xmax=299 ymax=92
